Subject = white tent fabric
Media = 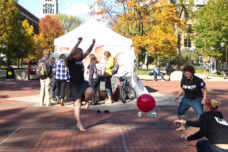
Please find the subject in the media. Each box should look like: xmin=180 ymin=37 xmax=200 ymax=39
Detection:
xmin=54 ymin=18 xmax=148 ymax=96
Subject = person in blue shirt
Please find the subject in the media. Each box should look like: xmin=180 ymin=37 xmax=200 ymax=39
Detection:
xmin=52 ymin=54 xmax=70 ymax=106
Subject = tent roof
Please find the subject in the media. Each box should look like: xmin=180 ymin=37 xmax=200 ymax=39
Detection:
xmin=54 ymin=18 xmax=132 ymax=47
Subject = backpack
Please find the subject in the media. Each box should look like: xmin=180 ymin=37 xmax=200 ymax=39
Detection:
xmin=95 ymin=63 xmax=105 ymax=78
xmin=36 ymin=59 xmax=51 ymax=79
xmin=112 ymin=59 xmax=119 ymax=75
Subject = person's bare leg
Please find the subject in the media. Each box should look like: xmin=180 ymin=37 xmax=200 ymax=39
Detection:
xmin=84 ymin=87 xmax=94 ymax=110
xmin=74 ymin=99 xmax=85 ymax=131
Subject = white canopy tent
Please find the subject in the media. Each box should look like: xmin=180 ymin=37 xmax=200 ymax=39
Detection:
xmin=54 ymin=19 xmax=148 ymax=96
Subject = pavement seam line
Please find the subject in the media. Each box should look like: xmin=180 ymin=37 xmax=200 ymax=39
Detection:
xmin=0 ymin=128 xmax=20 ymax=145
xmin=118 ymin=127 xmax=129 ymax=152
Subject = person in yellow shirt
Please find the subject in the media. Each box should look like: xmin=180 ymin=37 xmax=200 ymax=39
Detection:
xmin=104 ymin=51 xmax=115 ymax=104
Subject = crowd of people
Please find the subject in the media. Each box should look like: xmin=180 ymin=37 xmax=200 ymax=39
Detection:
xmin=36 ymin=38 xmax=118 ymax=131
xmin=35 ymin=37 xmax=228 ymax=151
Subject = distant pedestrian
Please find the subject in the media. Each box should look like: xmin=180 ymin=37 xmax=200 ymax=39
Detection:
xmin=146 ymin=60 xmax=149 ymax=69
xmin=166 ymin=63 xmax=174 ymax=81
xmin=221 ymin=62 xmax=227 ymax=79
xmin=67 ymin=37 xmax=95 ymax=131
xmin=52 ymin=54 xmax=70 ymax=106
xmin=203 ymin=61 xmax=209 ymax=79
xmin=36 ymin=49 xmax=52 ymax=106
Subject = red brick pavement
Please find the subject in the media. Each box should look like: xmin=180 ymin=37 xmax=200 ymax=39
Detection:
xmin=0 ymin=80 xmax=228 ymax=152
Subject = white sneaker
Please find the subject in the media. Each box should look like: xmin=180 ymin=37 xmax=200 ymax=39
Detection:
xmin=105 ymin=100 xmax=113 ymax=104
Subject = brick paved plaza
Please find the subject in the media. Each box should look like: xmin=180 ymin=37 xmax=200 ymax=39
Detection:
xmin=0 ymin=80 xmax=228 ymax=152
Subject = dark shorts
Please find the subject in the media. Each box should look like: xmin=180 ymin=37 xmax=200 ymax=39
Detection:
xmin=70 ymin=81 xmax=90 ymax=101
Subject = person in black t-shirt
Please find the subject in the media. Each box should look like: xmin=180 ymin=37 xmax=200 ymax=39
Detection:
xmin=176 ymin=65 xmax=207 ymax=131
xmin=174 ymin=99 xmax=228 ymax=152
xmin=67 ymin=37 xmax=96 ymax=131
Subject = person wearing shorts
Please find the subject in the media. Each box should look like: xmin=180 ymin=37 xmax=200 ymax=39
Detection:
xmin=176 ymin=65 xmax=207 ymax=131
xmin=67 ymin=37 xmax=95 ymax=131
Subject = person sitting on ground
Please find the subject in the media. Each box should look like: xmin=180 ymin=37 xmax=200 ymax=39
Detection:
xmin=173 ymin=99 xmax=228 ymax=152
xmin=153 ymin=66 xmax=165 ymax=81
xmin=176 ymin=65 xmax=207 ymax=131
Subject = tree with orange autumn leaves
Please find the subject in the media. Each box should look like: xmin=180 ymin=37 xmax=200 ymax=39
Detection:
xmin=34 ymin=15 xmax=64 ymax=59
xmin=91 ymin=0 xmax=187 ymax=57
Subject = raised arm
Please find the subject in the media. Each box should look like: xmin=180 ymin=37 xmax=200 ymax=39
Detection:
xmin=82 ymin=39 xmax=96 ymax=59
xmin=68 ymin=37 xmax=83 ymax=60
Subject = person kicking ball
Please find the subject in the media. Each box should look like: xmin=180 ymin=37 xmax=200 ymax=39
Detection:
xmin=67 ymin=37 xmax=95 ymax=131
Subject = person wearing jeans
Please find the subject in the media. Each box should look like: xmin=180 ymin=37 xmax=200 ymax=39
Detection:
xmin=176 ymin=65 xmax=207 ymax=131
xmin=89 ymin=56 xmax=101 ymax=105
xmin=174 ymin=99 xmax=228 ymax=152
xmin=104 ymin=51 xmax=115 ymax=104
xmin=52 ymin=54 xmax=70 ymax=106
xmin=153 ymin=66 xmax=165 ymax=81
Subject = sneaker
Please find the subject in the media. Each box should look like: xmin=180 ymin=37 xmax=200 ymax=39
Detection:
xmin=48 ymin=103 xmax=54 ymax=106
xmin=60 ymin=99 xmax=64 ymax=106
xmin=105 ymin=100 xmax=113 ymax=104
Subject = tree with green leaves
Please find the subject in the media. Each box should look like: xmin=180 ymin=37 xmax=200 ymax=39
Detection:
xmin=193 ymin=0 xmax=228 ymax=60
xmin=0 ymin=0 xmax=36 ymax=66
xmin=53 ymin=14 xmax=82 ymax=33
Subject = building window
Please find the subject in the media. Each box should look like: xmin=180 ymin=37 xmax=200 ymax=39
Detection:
xmin=184 ymin=39 xmax=191 ymax=48
xmin=186 ymin=24 xmax=192 ymax=33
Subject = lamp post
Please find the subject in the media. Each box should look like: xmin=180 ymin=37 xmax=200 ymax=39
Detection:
xmin=220 ymin=42 xmax=226 ymax=66
xmin=186 ymin=47 xmax=190 ymax=64
xmin=0 ymin=45 xmax=6 ymax=70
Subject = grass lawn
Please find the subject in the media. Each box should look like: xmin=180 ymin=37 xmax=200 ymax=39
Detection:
xmin=0 ymin=76 xmax=5 ymax=80
xmin=136 ymin=69 xmax=151 ymax=75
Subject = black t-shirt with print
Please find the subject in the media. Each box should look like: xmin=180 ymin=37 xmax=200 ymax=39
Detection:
xmin=67 ymin=58 xmax=84 ymax=84
xmin=187 ymin=111 xmax=228 ymax=144
xmin=181 ymin=75 xmax=206 ymax=99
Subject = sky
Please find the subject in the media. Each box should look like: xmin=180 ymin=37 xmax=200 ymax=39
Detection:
xmin=18 ymin=0 xmax=95 ymax=21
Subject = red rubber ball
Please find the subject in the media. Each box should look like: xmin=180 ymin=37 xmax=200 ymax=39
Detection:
xmin=137 ymin=94 xmax=156 ymax=112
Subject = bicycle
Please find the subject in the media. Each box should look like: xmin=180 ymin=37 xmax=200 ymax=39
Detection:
xmin=117 ymin=72 xmax=136 ymax=103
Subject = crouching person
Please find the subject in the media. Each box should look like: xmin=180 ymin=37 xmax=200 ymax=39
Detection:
xmin=173 ymin=99 xmax=228 ymax=152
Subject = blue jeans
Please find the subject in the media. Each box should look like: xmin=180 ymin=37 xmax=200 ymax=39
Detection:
xmin=105 ymin=76 xmax=112 ymax=96
xmin=50 ymin=78 xmax=56 ymax=99
xmin=197 ymin=140 xmax=228 ymax=152
xmin=153 ymin=71 xmax=164 ymax=80
xmin=178 ymin=97 xmax=203 ymax=118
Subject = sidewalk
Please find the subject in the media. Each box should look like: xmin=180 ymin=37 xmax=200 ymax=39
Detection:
xmin=0 ymin=80 xmax=228 ymax=152
xmin=139 ymin=71 xmax=228 ymax=81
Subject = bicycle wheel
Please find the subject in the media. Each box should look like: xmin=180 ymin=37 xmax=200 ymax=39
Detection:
xmin=127 ymin=87 xmax=136 ymax=100
xmin=119 ymin=87 xmax=127 ymax=103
